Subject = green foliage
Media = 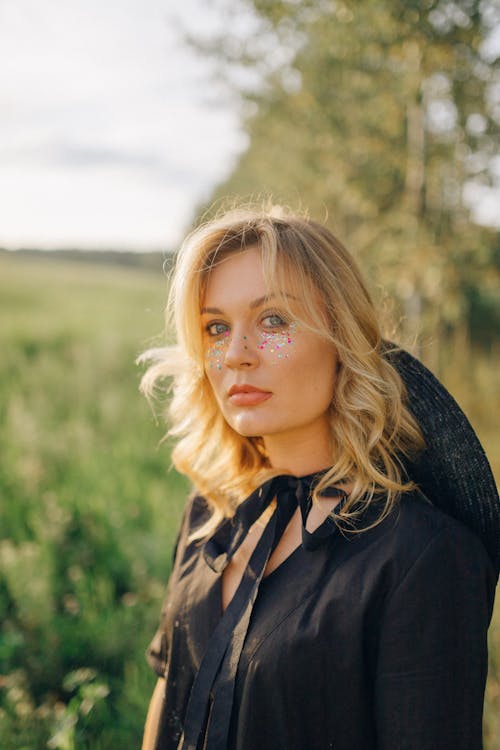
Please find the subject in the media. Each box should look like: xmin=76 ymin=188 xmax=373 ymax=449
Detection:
xmin=0 ymin=254 xmax=188 ymax=748
xmin=194 ymin=0 xmax=500 ymax=360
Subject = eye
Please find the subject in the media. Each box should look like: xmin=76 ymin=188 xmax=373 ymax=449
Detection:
xmin=206 ymin=321 xmax=230 ymax=337
xmin=261 ymin=312 xmax=288 ymax=329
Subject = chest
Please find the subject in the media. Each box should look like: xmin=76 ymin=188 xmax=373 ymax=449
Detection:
xmin=162 ymin=526 xmax=385 ymax=750
xmin=173 ymin=523 xmax=384 ymax=691
xmin=221 ymin=496 xmax=342 ymax=613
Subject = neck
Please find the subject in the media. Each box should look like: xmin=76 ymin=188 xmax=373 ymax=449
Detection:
xmin=263 ymin=419 xmax=333 ymax=477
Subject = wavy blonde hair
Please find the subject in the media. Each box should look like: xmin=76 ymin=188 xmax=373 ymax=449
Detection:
xmin=139 ymin=206 xmax=425 ymax=538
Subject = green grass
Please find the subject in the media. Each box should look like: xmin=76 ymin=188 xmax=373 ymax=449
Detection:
xmin=0 ymin=253 xmax=498 ymax=748
xmin=0 ymin=254 xmax=188 ymax=748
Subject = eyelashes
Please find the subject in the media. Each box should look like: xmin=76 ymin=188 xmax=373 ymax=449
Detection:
xmin=206 ymin=322 xmax=230 ymax=337
xmin=262 ymin=313 xmax=287 ymax=329
xmin=204 ymin=314 xmax=297 ymax=369
xmin=204 ymin=311 xmax=290 ymax=338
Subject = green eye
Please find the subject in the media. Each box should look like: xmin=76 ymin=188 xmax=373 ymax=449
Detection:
xmin=262 ymin=314 xmax=287 ymax=329
xmin=206 ymin=322 xmax=230 ymax=337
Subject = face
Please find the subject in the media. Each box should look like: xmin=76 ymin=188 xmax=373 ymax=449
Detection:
xmin=201 ymin=246 xmax=338 ymax=455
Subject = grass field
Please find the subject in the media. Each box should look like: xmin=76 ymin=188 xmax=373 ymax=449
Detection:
xmin=0 ymin=252 xmax=498 ymax=748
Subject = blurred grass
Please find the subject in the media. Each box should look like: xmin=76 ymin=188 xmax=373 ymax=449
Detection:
xmin=0 ymin=252 xmax=498 ymax=748
xmin=0 ymin=253 xmax=189 ymax=748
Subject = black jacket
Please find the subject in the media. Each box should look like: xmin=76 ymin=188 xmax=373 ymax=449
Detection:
xmin=148 ymin=489 xmax=496 ymax=750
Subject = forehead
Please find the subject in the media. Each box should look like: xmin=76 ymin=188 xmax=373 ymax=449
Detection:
xmin=201 ymin=245 xmax=327 ymax=329
xmin=203 ymin=247 xmax=268 ymax=307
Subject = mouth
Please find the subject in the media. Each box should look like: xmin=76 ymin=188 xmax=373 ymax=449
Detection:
xmin=227 ymin=385 xmax=272 ymax=407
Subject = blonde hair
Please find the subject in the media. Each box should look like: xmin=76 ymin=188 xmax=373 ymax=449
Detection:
xmin=139 ymin=206 xmax=425 ymax=538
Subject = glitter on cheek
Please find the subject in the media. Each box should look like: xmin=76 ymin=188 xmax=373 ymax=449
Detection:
xmin=205 ymin=331 xmax=230 ymax=371
xmin=259 ymin=323 xmax=297 ymax=365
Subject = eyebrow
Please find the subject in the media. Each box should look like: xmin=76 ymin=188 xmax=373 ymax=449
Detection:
xmin=200 ymin=294 xmax=296 ymax=315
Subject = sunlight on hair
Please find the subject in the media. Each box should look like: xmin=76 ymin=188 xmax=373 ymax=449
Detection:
xmin=138 ymin=204 xmax=425 ymax=540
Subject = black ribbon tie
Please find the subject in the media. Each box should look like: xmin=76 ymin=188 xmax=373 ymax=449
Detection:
xmin=180 ymin=471 xmax=347 ymax=750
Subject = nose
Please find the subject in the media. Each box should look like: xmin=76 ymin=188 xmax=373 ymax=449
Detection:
xmin=224 ymin=331 xmax=258 ymax=369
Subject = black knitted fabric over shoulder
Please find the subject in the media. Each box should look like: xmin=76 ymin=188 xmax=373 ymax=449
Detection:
xmin=385 ymin=343 xmax=499 ymax=576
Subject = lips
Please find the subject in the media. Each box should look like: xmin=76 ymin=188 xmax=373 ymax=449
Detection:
xmin=227 ymin=384 xmax=272 ymax=406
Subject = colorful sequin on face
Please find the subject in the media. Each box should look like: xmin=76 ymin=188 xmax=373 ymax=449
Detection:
xmin=205 ymin=323 xmax=297 ymax=370
xmin=258 ymin=322 xmax=297 ymax=364
xmin=205 ymin=331 xmax=230 ymax=370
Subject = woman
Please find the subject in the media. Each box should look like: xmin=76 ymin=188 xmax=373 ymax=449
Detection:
xmin=139 ymin=208 xmax=498 ymax=750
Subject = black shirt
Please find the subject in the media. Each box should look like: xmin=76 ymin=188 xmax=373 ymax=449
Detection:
xmin=147 ymin=486 xmax=495 ymax=750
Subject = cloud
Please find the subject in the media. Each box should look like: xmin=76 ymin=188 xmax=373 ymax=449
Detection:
xmin=1 ymin=140 xmax=208 ymax=189
xmin=0 ymin=0 xmax=246 ymax=249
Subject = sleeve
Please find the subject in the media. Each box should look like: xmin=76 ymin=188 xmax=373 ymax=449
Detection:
xmin=375 ymin=524 xmax=496 ymax=750
xmin=145 ymin=529 xmax=183 ymax=678
xmin=145 ymin=498 xmax=192 ymax=677
xmin=146 ymin=626 xmax=170 ymax=678
xmin=145 ymin=494 xmax=210 ymax=677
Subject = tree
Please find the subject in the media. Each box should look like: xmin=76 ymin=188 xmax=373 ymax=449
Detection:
xmin=191 ymin=0 xmax=500 ymax=367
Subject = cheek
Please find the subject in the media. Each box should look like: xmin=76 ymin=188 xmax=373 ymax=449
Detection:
xmin=258 ymin=322 xmax=297 ymax=365
xmin=205 ymin=367 xmax=226 ymax=411
xmin=288 ymin=340 xmax=337 ymax=405
xmin=204 ymin=333 xmax=230 ymax=371
xmin=313 ymin=351 xmax=337 ymax=406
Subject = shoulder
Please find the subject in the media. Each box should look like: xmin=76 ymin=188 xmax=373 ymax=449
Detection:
xmin=185 ymin=492 xmax=212 ymax=529
xmin=388 ymin=490 xmax=490 ymax=553
xmin=171 ymin=492 xmax=213 ymax=562
xmin=368 ymin=491 xmax=496 ymax=605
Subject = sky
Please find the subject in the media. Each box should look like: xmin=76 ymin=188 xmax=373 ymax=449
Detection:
xmin=0 ymin=0 xmax=247 ymax=251
xmin=1 ymin=1 xmax=498 ymax=252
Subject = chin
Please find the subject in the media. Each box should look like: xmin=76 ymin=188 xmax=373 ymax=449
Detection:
xmin=227 ymin=414 xmax=273 ymax=438
xmin=229 ymin=417 xmax=289 ymax=440
xmin=230 ymin=422 xmax=265 ymax=438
